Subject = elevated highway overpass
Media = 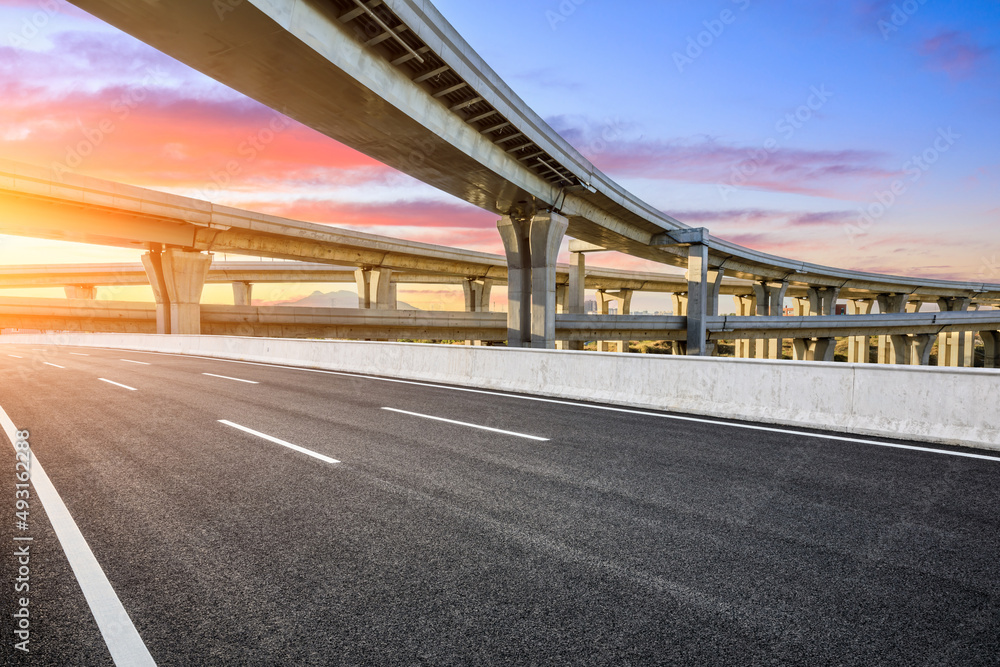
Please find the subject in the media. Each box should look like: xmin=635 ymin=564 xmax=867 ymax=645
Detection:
xmin=48 ymin=0 xmax=1000 ymax=352
xmin=2 ymin=158 xmax=999 ymax=364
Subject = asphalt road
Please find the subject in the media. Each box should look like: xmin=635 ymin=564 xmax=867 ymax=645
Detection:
xmin=1 ymin=343 xmax=999 ymax=666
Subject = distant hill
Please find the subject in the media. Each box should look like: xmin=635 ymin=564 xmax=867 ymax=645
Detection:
xmin=256 ymin=290 xmax=419 ymax=310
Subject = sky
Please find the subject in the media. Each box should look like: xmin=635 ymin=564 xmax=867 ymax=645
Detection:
xmin=0 ymin=0 xmax=998 ymax=310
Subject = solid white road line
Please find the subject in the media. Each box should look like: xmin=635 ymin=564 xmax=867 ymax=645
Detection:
xmin=99 ymin=378 xmax=137 ymax=391
xmin=120 ymin=359 xmax=150 ymax=365
xmin=8 ymin=354 xmax=22 ymax=358
xmin=218 ymin=420 xmax=340 ymax=464
xmin=45 ymin=347 xmax=1000 ymax=463
xmin=382 ymin=407 xmax=549 ymax=441
xmin=202 ymin=373 xmax=258 ymax=384
xmin=44 ymin=362 xmax=65 ymax=368
xmin=0 ymin=405 xmax=157 ymax=666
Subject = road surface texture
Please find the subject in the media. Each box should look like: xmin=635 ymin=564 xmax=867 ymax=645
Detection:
xmin=1 ymin=343 xmax=998 ymax=666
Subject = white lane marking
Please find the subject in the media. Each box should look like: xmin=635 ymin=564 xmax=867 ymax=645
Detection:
xmin=120 ymin=359 xmax=150 ymax=365
xmin=44 ymin=362 xmax=65 ymax=369
xmin=70 ymin=353 xmax=90 ymax=356
xmin=218 ymin=420 xmax=340 ymax=464
xmin=99 ymin=379 xmax=137 ymax=392
xmin=382 ymin=407 xmax=549 ymax=441
xmin=44 ymin=347 xmax=1000 ymax=463
xmin=202 ymin=373 xmax=258 ymax=384
xmin=0 ymin=406 xmax=157 ymax=666
xmin=8 ymin=354 xmax=22 ymax=358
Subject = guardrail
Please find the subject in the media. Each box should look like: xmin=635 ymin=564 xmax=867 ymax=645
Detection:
xmin=1 ymin=332 xmax=996 ymax=450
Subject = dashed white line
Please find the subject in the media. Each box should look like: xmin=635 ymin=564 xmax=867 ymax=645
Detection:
xmin=382 ymin=407 xmax=549 ymax=441
xmin=70 ymin=353 xmax=90 ymax=356
xmin=0 ymin=405 xmax=157 ymax=666
xmin=8 ymin=354 xmax=22 ymax=358
xmin=29 ymin=345 xmax=1000 ymax=463
xmin=43 ymin=362 xmax=65 ymax=369
xmin=218 ymin=420 xmax=340 ymax=464
xmin=202 ymin=373 xmax=258 ymax=384
xmin=99 ymin=378 xmax=137 ymax=391
xmin=120 ymin=359 xmax=150 ymax=365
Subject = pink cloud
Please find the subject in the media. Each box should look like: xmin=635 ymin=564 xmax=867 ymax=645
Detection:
xmin=242 ymin=200 xmax=497 ymax=231
xmin=919 ymin=30 xmax=992 ymax=79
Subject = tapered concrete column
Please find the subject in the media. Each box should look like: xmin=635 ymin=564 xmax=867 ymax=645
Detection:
xmin=807 ymin=287 xmax=841 ymax=316
xmin=671 ymin=293 xmax=688 ymax=355
xmin=937 ymin=298 xmax=973 ymax=367
xmin=792 ymin=337 xmax=837 ymax=362
xmin=876 ymin=294 xmax=909 ymax=364
xmin=462 ymin=279 xmax=493 ymax=312
xmin=232 ymin=281 xmax=253 ymax=306
xmin=497 ymin=212 xmax=568 ymax=348
xmin=463 ymin=278 xmax=493 ymax=346
xmin=752 ymin=280 xmax=788 ymax=359
xmin=564 ymin=251 xmax=586 ymax=351
xmin=847 ymin=299 xmax=874 ymax=363
xmin=981 ymin=331 xmax=1000 ymax=368
xmin=355 ymin=268 xmax=394 ymax=310
xmin=684 ymin=246 xmax=723 ymax=356
xmin=734 ymin=295 xmax=755 ymax=358
xmin=889 ymin=333 xmax=934 ymax=366
xmin=141 ymin=248 xmax=212 ymax=335
xmin=64 ymin=285 xmax=97 ymax=300
xmin=141 ymin=250 xmax=171 ymax=334
xmin=597 ymin=289 xmax=632 ymax=353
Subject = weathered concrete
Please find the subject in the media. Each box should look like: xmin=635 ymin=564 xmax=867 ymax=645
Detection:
xmin=498 ymin=212 xmax=567 ymax=349
xmin=937 ymin=298 xmax=974 ymax=367
xmin=141 ymin=249 xmax=212 ymax=335
xmin=876 ymin=294 xmax=910 ymax=364
xmin=6 ymin=333 xmax=998 ymax=450
xmin=596 ymin=289 xmax=632 ymax=353
xmin=232 ymin=282 xmax=253 ymax=307
xmin=64 ymin=285 xmax=97 ymax=300
xmin=752 ymin=281 xmax=789 ymax=359
xmin=982 ymin=331 xmax=1000 ymax=368
xmin=846 ymin=299 xmax=875 ymax=363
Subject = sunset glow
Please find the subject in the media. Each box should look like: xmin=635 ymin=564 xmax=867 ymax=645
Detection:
xmin=1 ymin=0 xmax=998 ymax=309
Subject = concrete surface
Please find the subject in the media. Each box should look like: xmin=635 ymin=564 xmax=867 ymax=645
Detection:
xmin=1 ymin=333 xmax=996 ymax=450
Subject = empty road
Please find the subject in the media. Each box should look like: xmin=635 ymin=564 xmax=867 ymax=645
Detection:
xmin=1 ymin=343 xmax=999 ymax=666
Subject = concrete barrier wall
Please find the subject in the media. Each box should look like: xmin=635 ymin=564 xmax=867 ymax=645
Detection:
xmin=2 ymin=333 xmax=998 ymax=451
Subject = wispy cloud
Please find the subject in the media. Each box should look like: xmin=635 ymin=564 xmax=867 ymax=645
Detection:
xmin=919 ymin=30 xmax=993 ymax=79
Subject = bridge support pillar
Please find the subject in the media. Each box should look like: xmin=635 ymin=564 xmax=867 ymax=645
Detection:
xmin=684 ymin=245 xmax=723 ymax=357
xmin=807 ymin=287 xmax=841 ymax=316
xmin=497 ymin=212 xmax=568 ymax=349
xmin=847 ymin=299 xmax=874 ymax=363
xmin=565 ymin=251 xmax=586 ymax=350
xmin=141 ymin=248 xmax=212 ymax=335
xmin=752 ymin=280 xmax=789 ymax=359
xmin=232 ymin=281 xmax=253 ymax=306
xmin=889 ymin=333 xmax=934 ymax=366
xmin=937 ymin=298 xmax=974 ymax=367
xmin=876 ymin=294 xmax=910 ymax=364
xmin=792 ymin=337 xmax=837 ymax=362
xmin=597 ymin=288 xmax=632 ymax=353
xmin=464 ymin=278 xmax=493 ymax=346
xmin=355 ymin=267 xmax=394 ymax=310
xmin=671 ymin=293 xmax=688 ymax=355
xmin=64 ymin=285 xmax=97 ymax=300
xmin=734 ymin=295 xmax=755 ymax=358
xmin=981 ymin=331 xmax=1000 ymax=368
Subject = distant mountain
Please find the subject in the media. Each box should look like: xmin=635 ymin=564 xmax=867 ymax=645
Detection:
xmin=256 ymin=290 xmax=419 ymax=310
